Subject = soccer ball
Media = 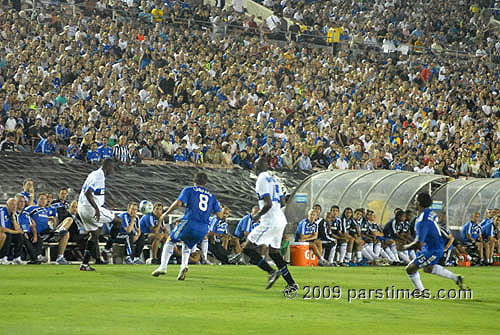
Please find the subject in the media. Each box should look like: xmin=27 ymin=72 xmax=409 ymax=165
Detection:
xmin=139 ymin=200 xmax=154 ymax=214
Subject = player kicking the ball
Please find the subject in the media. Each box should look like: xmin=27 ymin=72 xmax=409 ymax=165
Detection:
xmin=152 ymin=172 xmax=222 ymax=280
xmin=404 ymin=193 xmax=464 ymax=292
xmin=78 ymin=159 xmax=123 ymax=271
xmin=243 ymin=158 xmax=298 ymax=295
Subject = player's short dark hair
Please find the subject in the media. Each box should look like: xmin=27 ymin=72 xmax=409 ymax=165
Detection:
xmin=330 ymin=205 xmax=339 ymax=211
xmin=153 ymin=202 xmax=163 ymax=209
xmin=102 ymin=158 xmax=114 ymax=168
xmin=416 ymin=193 xmax=432 ymax=208
xmin=354 ymin=208 xmax=364 ymax=214
xmin=194 ymin=172 xmax=208 ymax=186
xmin=128 ymin=201 xmax=138 ymax=209
xmin=313 ymin=204 xmax=322 ymax=210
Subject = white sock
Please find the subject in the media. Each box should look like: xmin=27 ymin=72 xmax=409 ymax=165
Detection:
xmin=398 ymin=251 xmax=410 ymax=264
xmin=431 ymin=264 xmax=458 ymax=281
xmin=339 ymin=243 xmax=347 ymax=263
xmin=374 ymin=243 xmax=382 ymax=257
xmin=380 ymin=249 xmax=392 ymax=261
xmin=356 ymin=251 xmax=362 ymax=262
xmin=201 ymin=239 xmax=209 ymax=260
xmin=408 ymin=271 xmax=425 ymax=291
xmin=160 ymin=241 xmax=175 ymax=271
xmin=57 ymin=254 xmax=64 ymax=259
xmin=365 ymin=245 xmax=376 ymax=259
xmin=409 ymin=250 xmax=416 ymax=260
xmin=385 ymin=247 xmax=396 ymax=261
xmin=391 ymin=245 xmax=400 ymax=261
xmin=328 ymin=246 xmax=336 ymax=263
xmin=181 ymin=243 xmax=191 ymax=268
xmin=346 ymin=252 xmax=352 ymax=262
xmin=362 ymin=248 xmax=373 ymax=261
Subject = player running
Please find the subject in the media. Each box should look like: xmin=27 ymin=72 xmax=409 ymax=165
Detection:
xmin=404 ymin=193 xmax=464 ymax=292
xmin=78 ymin=159 xmax=122 ymax=271
xmin=152 ymin=172 xmax=222 ymax=280
xmin=242 ymin=158 xmax=298 ymax=295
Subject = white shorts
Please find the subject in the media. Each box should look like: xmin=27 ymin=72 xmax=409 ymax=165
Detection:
xmin=247 ymin=211 xmax=287 ymax=249
xmin=77 ymin=204 xmax=115 ymax=232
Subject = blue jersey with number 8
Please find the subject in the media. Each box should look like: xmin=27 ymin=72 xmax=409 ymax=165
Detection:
xmin=177 ymin=186 xmax=221 ymax=226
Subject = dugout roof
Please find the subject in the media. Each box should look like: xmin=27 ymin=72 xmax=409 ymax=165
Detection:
xmin=284 ymin=169 xmax=450 ymax=229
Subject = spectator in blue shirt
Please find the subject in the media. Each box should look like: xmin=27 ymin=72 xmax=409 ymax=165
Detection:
xmin=99 ymin=137 xmax=114 ymax=160
xmin=86 ymin=142 xmax=101 ymax=164
xmin=34 ymin=131 xmax=58 ymax=154
xmin=173 ymin=147 xmax=188 ymax=163
xmin=66 ymin=136 xmax=81 ymax=159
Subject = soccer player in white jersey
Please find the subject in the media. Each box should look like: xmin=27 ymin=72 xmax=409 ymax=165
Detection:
xmin=78 ymin=159 xmax=122 ymax=271
xmin=243 ymin=158 xmax=298 ymax=295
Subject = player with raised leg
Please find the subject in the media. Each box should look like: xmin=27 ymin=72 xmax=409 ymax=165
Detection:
xmin=404 ymin=193 xmax=464 ymax=292
xmin=152 ymin=172 xmax=222 ymax=280
xmin=243 ymin=158 xmax=298 ymax=295
xmin=78 ymin=159 xmax=122 ymax=271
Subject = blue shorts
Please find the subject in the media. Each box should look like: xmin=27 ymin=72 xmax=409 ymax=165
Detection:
xmin=412 ymin=249 xmax=443 ymax=268
xmin=376 ymin=236 xmax=386 ymax=241
xmin=169 ymin=220 xmax=208 ymax=249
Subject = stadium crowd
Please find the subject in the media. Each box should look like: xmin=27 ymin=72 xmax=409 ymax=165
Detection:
xmin=0 ymin=0 xmax=499 ymax=177
xmin=259 ymin=0 xmax=500 ymax=55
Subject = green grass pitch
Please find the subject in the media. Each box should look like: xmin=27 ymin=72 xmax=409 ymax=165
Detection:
xmin=1 ymin=265 xmax=498 ymax=334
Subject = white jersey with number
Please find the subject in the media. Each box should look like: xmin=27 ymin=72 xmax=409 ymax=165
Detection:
xmin=78 ymin=168 xmax=106 ymax=207
xmin=255 ymin=171 xmax=284 ymax=221
xmin=248 ymin=171 xmax=287 ymax=248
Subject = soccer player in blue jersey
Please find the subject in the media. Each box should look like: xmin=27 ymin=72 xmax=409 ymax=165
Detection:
xmin=139 ymin=202 xmax=166 ymax=264
xmin=295 ymin=209 xmax=328 ymax=265
xmin=25 ymin=193 xmax=72 ymax=264
xmin=480 ymin=209 xmax=495 ymax=264
xmin=404 ymin=193 xmax=464 ymax=292
xmin=461 ymin=212 xmax=485 ymax=264
xmin=0 ymin=198 xmax=24 ymax=264
xmin=243 ymin=158 xmax=298 ymax=294
xmin=152 ymin=172 xmax=222 ymax=280
xmin=116 ymin=202 xmax=145 ymax=264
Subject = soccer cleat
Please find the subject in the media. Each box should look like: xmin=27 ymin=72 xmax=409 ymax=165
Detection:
xmin=283 ymin=283 xmax=299 ymax=298
xmin=37 ymin=255 xmax=48 ymax=263
xmin=0 ymin=256 xmax=9 ymax=265
xmin=266 ymin=270 xmax=281 ymax=289
xmin=177 ymin=267 xmax=189 ymax=280
xmin=13 ymin=257 xmax=27 ymax=265
xmin=133 ymin=258 xmax=146 ymax=265
xmin=125 ymin=256 xmax=135 ymax=264
xmin=27 ymin=260 xmax=42 ymax=265
xmin=318 ymin=259 xmax=329 ymax=267
xmin=80 ymin=264 xmax=96 ymax=271
xmin=151 ymin=258 xmax=161 ymax=265
xmin=55 ymin=257 xmax=71 ymax=265
xmin=201 ymin=258 xmax=213 ymax=265
xmin=152 ymin=267 xmax=166 ymax=277
xmin=455 ymin=275 xmax=465 ymax=289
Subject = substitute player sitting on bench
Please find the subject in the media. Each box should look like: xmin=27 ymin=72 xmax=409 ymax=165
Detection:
xmin=25 ymin=193 xmax=72 ymax=264
xmin=295 ymin=209 xmax=329 ymax=266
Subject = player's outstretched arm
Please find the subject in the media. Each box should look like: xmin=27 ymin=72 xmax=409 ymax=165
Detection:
xmin=162 ymin=200 xmax=183 ymax=218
